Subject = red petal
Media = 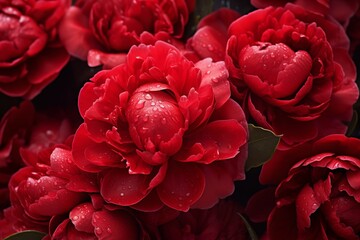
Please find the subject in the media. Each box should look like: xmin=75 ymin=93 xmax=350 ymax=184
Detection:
xmin=70 ymin=202 xmax=95 ymax=233
xmin=196 ymin=58 xmax=230 ymax=109
xmin=100 ymin=168 xmax=151 ymax=206
xmin=245 ymin=187 xmax=276 ymax=223
xmin=92 ymin=209 xmax=140 ymax=239
xmin=58 ymin=6 xmax=101 ymax=60
xmin=72 ymin=124 xmax=123 ymax=172
xmin=157 ymin=163 xmax=205 ymax=211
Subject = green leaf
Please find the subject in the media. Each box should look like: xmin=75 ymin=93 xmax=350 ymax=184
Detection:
xmin=4 ymin=230 xmax=46 ymax=240
xmin=238 ymin=213 xmax=259 ymax=240
xmin=246 ymin=124 xmax=281 ymax=171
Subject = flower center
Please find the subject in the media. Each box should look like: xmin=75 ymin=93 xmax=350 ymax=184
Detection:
xmin=239 ymin=42 xmax=311 ymax=85
xmin=0 ymin=9 xmax=46 ymax=62
xmin=126 ymin=89 xmax=184 ymax=152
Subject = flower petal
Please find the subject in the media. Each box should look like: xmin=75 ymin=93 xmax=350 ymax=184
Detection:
xmin=157 ymin=163 xmax=205 ymax=211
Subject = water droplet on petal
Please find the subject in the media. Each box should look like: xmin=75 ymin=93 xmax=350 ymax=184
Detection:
xmin=150 ymin=101 xmax=155 ymax=106
xmin=120 ymin=192 xmax=125 ymax=197
xmin=95 ymin=227 xmax=103 ymax=235
xmin=144 ymin=93 xmax=152 ymax=100
xmin=206 ymin=70 xmax=211 ymax=75
xmin=107 ymin=227 xmax=112 ymax=234
xmin=136 ymin=100 xmax=145 ymax=109
xmin=143 ymin=115 xmax=149 ymax=122
xmin=185 ymin=192 xmax=190 ymax=197
xmin=207 ymin=44 xmax=214 ymax=51
xmin=161 ymin=118 xmax=167 ymax=124
xmin=72 ymin=216 xmax=79 ymax=221
xmin=211 ymin=77 xmax=218 ymax=83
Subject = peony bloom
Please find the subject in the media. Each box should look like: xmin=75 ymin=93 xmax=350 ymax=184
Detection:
xmin=250 ymin=0 xmax=360 ymax=28
xmin=157 ymin=200 xmax=249 ymax=240
xmin=0 ymin=0 xmax=71 ymax=99
xmin=72 ymin=41 xmax=248 ymax=212
xmin=0 ymin=101 xmax=34 ymax=211
xmin=0 ymin=144 xmax=96 ymax=238
xmin=226 ymin=4 xmax=359 ymax=183
xmin=267 ymin=134 xmax=360 ymax=239
xmin=51 ymin=194 xmax=149 ymax=239
xmin=0 ymin=101 xmax=73 ymax=212
xmin=59 ymin=0 xmax=195 ymax=69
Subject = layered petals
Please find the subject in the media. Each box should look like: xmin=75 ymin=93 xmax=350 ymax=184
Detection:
xmin=72 ymin=41 xmax=248 ymax=211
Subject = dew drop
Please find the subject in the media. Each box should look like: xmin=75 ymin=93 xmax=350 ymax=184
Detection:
xmin=136 ymin=100 xmax=145 ymax=109
xmin=46 ymin=130 xmax=54 ymax=136
xmin=211 ymin=77 xmax=218 ymax=83
xmin=143 ymin=115 xmax=149 ymax=122
xmin=72 ymin=216 xmax=79 ymax=221
xmin=144 ymin=93 xmax=152 ymax=100
xmin=153 ymin=107 xmax=158 ymax=111
xmin=150 ymin=101 xmax=156 ymax=106
xmin=95 ymin=227 xmax=103 ymax=235
xmin=107 ymin=227 xmax=112 ymax=234
xmin=134 ymin=115 xmax=140 ymax=122
xmin=185 ymin=192 xmax=190 ymax=197
xmin=159 ymin=104 xmax=165 ymax=108
xmin=120 ymin=192 xmax=125 ymax=197
xmin=161 ymin=118 xmax=167 ymax=124
xmin=207 ymin=44 xmax=214 ymax=51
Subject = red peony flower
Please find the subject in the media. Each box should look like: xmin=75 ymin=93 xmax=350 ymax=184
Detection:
xmin=59 ymin=0 xmax=195 ymax=69
xmin=51 ymin=194 xmax=149 ymax=239
xmin=226 ymin=4 xmax=359 ymax=183
xmin=267 ymin=134 xmax=360 ymax=239
xmin=0 ymin=0 xmax=71 ymax=99
xmin=72 ymin=41 xmax=248 ymax=212
xmin=250 ymin=0 xmax=360 ymax=28
xmin=0 ymin=101 xmax=35 ymax=211
xmin=157 ymin=200 xmax=249 ymax=240
xmin=0 ymin=143 xmax=97 ymax=238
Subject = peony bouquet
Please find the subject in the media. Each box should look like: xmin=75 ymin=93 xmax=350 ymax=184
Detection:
xmin=0 ymin=0 xmax=359 ymax=239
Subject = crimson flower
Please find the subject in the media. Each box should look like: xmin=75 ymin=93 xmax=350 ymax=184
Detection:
xmin=0 ymin=0 xmax=70 ymax=99
xmin=72 ymin=41 xmax=248 ymax=211
xmin=59 ymin=0 xmax=195 ymax=68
